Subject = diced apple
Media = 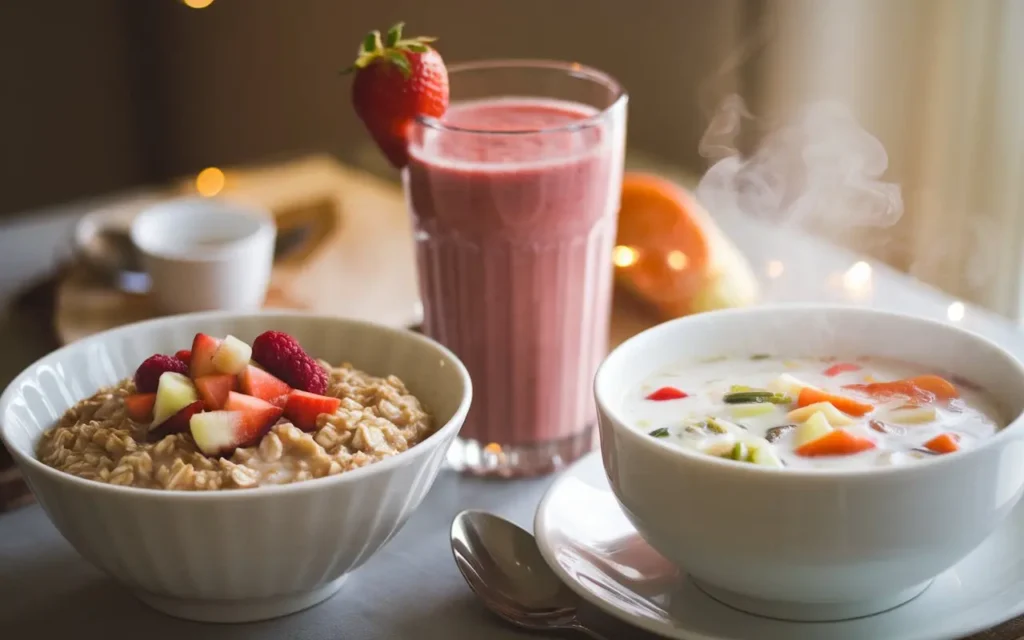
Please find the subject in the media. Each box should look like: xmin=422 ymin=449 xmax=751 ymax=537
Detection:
xmin=887 ymin=406 xmax=938 ymax=425
xmin=768 ymin=373 xmax=816 ymax=397
xmin=284 ymin=390 xmax=342 ymax=432
xmin=124 ymin=393 xmax=156 ymax=422
xmin=212 ymin=335 xmax=252 ymax=375
xmin=786 ymin=401 xmax=855 ymax=426
xmin=152 ymin=372 xmax=199 ymax=427
xmin=190 ymin=333 xmax=222 ymax=379
xmin=194 ymin=374 xmax=238 ymax=410
xmin=239 ymin=365 xmax=291 ymax=401
xmin=793 ymin=411 xmax=833 ymax=447
xmin=191 ymin=393 xmax=283 ymax=457
xmin=149 ymin=400 xmax=203 ymax=440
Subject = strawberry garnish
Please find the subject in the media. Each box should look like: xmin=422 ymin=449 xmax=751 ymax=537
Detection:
xmin=346 ymin=22 xmax=448 ymax=168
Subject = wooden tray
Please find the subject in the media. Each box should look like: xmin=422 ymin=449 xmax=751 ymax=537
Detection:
xmin=56 ymin=156 xmax=422 ymax=344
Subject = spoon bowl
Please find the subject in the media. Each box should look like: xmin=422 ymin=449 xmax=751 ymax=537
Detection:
xmin=450 ymin=510 xmax=606 ymax=638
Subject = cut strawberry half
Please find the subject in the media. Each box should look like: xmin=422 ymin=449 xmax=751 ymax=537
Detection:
xmin=148 ymin=400 xmax=203 ymax=441
xmin=284 ymin=390 xmax=342 ymax=432
xmin=194 ymin=374 xmax=238 ymax=411
xmin=239 ymin=364 xmax=292 ymax=402
xmin=190 ymin=392 xmax=283 ymax=456
xmin=190 ymin=333 xmax=222 ymax=379
xmin=124 ymin=393 xmax=156 ymax=423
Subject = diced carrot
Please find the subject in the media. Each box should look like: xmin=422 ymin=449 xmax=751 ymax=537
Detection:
xmin=843 ymin=380 xmax=933 ymax=404
xmin=794 ymin=429 xmax=877 ymax=457
xmin=797 ymin=387 xmax=874 ymax=417
xmin=907 ymin=375 xmax=959 ymax=401
xmin=646 ymin=386 xmax=688 ymax=401
xmin=823 ymin=362 xmax=861 ymax=377
xmin=923 ymin=433 xmax=960 ymax=454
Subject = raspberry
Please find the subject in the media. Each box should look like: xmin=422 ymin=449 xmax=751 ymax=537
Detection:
xmin=251 ymin=331 xmax=328 ymax=394
xmin=134 ymin=354 xmax=189 ymax=393
xmin=175 ymin=349 xmax=192 ymax=365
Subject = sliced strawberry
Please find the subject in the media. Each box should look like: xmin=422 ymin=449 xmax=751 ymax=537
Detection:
xmin=190 ymin=333 xmax=222 ymax=379
xmin=269 ymin=393 xmax=290 ymax=409
xmin=194 ymin=374 xmax=238 ymax=411
xmin=284 ymin=390 xmax=342 ymax=432
xmin=148 ymin=400 xmax=203 ymax=441
xmin=239 ymin=364 xmax=292 ymax=402
xmin=124 ymin=393 xmax=156 ymax=423
xmin=187 ymin=393 xmax=283 ymax=457
xmin=175 ymin=349 xmax=192 ymax=365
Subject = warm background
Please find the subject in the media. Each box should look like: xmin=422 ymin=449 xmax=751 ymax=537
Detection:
xmin=1 ymin=0 xmax=1021 ymax=318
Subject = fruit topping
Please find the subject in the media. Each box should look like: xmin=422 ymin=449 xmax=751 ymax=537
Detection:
xmin=175 ymin=349 xmax=192 ymax=365
xmin=284 ymin=390 xmax=342 ymax=432
xmin=134 ymin=354 xmax=189 ymax=394
xmin=152 ymin=372 xmax=200 ymax=427
xmin=124 ymin=393 xmax=156 ymax=423
xmin=189 ymin=333 xmax=222 ymax=379
xmin=346 ymin=22 xmax=449 ymax=168
xmin=194 ymin=374 xmax=238 ymax=411
xmin=149 ymin=400 xmax=203 ymax=441
xmin=239 ymin=364 xmax=292 ymax=402
xmin=212 ymin=334 xmax=253 ymax=375
xmin=251 ymin=331 xmax=328 ymax=394
xmin=190 ymin=392 xmax=283 ymax=456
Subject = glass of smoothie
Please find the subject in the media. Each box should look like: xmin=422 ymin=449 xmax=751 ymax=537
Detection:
xmin=404 ymin=60 xmax=627 ymax=476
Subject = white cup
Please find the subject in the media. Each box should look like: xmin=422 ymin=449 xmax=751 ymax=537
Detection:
xmin=130 ymin=197 xmax=276 ymax=314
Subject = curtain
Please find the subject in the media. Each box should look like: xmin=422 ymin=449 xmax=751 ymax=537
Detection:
xmin=748 ymin=0 xmax=1024 ymax=319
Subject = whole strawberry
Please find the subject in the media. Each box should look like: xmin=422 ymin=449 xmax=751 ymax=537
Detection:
xmin=346 ymin=22 xmax=448 ymax=169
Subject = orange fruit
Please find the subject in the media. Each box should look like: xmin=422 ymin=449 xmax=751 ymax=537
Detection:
xmin=615 ymin=173 xmax=711 ymax=309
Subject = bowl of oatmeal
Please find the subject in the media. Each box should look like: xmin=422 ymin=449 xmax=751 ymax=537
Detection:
xmin=593 ymin=304 xmax=1024 ymax=622
xmin=0 ymin=311 xmax=471 ymax=623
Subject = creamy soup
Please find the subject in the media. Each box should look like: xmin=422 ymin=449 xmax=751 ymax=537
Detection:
xmin=624 ymin=356 xmax=1004 ymax=469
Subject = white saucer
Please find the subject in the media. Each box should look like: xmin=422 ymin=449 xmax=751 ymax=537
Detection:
xmin=534 ymin=452 xmax=1024 ymax=640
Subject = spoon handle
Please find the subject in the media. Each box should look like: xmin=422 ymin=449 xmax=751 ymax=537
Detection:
xmin=568 ymin=620 xmax=611 ymax=640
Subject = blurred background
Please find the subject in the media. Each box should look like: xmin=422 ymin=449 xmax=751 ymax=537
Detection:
xmin=0 ymin=0 xmax=1021 ymax=314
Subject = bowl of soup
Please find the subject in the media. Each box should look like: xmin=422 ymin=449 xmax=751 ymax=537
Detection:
xmin=594 ymin=304 xmax=1024 ymax=621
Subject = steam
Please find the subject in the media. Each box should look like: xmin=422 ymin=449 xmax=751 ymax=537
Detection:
xmin=695 ymin=96 xmax=903 ymax=238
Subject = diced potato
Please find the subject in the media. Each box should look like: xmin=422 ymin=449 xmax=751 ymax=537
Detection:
xmin=768 ymin=373 xmax=815 ymax=397
xmin=730 ymin=403 xmax=775 ymax=419
xmin=702 ymin=438 xmax=738 ymax=457
xmin=794 ymin=411 xmax=833 ymax=447
xmin=750 ymin=445 xmax=785 ymax=468
xmin=786 ymin=401 xmax=855 ymax=426
xmin=886 ymin=406 xmax=938 ymax=424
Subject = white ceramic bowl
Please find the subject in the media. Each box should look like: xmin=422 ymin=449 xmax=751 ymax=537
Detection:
xmin=0 ymin=312 xmax=471 ymax=623
xmin=594 ymin=304 xmax=1024 ymax=622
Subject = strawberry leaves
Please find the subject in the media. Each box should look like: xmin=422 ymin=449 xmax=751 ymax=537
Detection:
xmin=343 ymin=22 xmax=438 ymax=78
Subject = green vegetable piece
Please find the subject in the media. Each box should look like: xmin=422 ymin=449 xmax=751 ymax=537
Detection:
xmin=705 ymin=417 xmax=729 ymax=434
xmin=729 ymin=384 xmax=756 ymax=392
xmin=723 ymin=391 xmax=790 ymax=404
xmin=649 ymin=427 xmax=670 ymax=438
xmin=730 ymin=403 xmax=775 ymax=419
xmin=751 ymin=354 xmax=772 ymax=360
xmin=730 ymin=441 xmax=750 ymax=461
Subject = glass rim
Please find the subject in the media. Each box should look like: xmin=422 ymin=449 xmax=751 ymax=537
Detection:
xmin=413 ymin=59 xmax=627 ymax=136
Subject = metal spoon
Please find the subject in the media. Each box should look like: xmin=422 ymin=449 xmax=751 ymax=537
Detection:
xmin=450 ymin=510 xmax=608 ymax=639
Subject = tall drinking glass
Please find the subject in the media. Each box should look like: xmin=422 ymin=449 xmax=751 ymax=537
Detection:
xmin=404 ymin=61 xmax=627 ymax=476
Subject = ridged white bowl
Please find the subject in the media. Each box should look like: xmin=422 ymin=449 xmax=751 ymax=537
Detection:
xmin=0 ymin=312 xmax=472 ymax=623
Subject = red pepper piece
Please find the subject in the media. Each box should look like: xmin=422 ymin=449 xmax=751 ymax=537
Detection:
xmin=646 ymin=386 xmax=688 ymax=401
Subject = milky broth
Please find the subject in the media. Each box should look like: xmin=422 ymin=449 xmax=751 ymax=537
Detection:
xmin=624 ymin=356 xmax=1004 ymax=469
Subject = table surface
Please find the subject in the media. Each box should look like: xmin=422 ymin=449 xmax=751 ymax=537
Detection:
xmin=2 ymin=199 xmax=1024 ymax=639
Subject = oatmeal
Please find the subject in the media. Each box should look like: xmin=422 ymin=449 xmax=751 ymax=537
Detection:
xmin=37 ymin=331 xmax=434 ymax=490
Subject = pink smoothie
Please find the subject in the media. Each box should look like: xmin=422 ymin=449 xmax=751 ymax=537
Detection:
xmin=405 ymin=98 xmax=623 ymax=449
